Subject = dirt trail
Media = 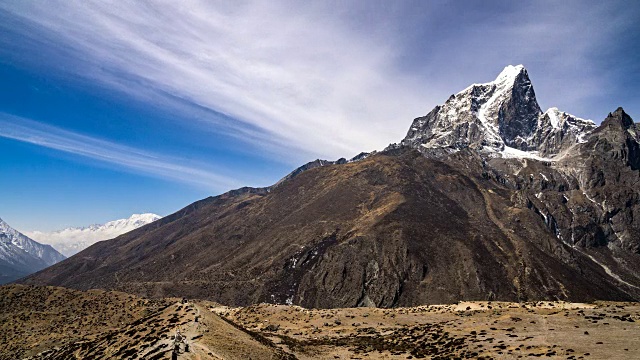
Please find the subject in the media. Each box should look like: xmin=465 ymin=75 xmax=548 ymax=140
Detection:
xmin=180 ymin=303 xmax=224 ymax=359
xmin=169 ymin=302 xmax=287 ymax=360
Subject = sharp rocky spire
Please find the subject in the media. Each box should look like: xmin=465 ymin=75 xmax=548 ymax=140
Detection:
xmin=400 ymin=65 xmax=595 ymax=159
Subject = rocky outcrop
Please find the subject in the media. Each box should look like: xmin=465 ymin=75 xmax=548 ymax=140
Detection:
xmin=529 ymin=108 xmax=596 ymax=156
xmin=401 ymin=65 xmax=596 ymax=159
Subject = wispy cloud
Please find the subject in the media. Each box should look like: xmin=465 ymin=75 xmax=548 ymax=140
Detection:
xmin=0 ymin=113 xmax=241 ymax=190
xmin=1 ymin=0 xmax=637 ymax=162
xmin=0 ymin=1 xmax=428 ymax=161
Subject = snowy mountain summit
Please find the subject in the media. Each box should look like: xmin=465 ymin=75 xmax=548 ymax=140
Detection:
xmin=26 ymin=213 xmax=161 ymax=257
xmin=401 ymin=65 xmax=596 ymax=159
xmin=0 ymin=217 xmax=65 ymax=284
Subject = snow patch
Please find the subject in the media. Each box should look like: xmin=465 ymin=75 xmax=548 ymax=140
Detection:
xmin=498 ymin=64 xmax=525 ymax=78
xmin=545 ymin=107 xmax=562 ymax=129
xmin=577 ymin=133 xmax=589 ymax=144
xmin=500 ymin=146 xmax=553 ymax=161
xmin=582 ymin=191 xmax=599 ymax=206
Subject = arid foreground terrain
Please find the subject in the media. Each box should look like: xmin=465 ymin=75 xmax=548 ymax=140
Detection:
xmin=1 ymin=285 xmax=639 ymax=359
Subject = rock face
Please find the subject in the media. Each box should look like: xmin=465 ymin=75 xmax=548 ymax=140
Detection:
xmin=556 ymin=108 xmax=640 ymax=252
xmin=400 ymin=65 xmax=595 ymax=157
xmin=0 ymin=218 xmax=65 ymax=284
xmin=21 ymin=66 xmax=640 ymax=307
xmin=530 ymin=107 xmax=595 ymax=156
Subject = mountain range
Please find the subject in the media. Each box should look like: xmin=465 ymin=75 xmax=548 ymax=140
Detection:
xmin=25 ymin=213 xmax=162 ymax=257
xmin=21 ymin=65 xmax=640 ymax=308
xmin=0 ymin=218 xmax=65 ymax=284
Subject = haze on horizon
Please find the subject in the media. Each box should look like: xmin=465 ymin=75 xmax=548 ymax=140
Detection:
xmin=0 ymin=0 xmax=638 ymax=232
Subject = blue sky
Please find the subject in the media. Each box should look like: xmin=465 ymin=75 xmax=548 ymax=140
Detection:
xmin=0 ymin=0 xmax=638 ymax=232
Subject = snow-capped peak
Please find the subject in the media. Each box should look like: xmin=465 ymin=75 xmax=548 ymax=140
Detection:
xmin=25 ymin=213 xmax=162 ymax=257
xmin=99 ymin=213 xmax=162 ymax=230
xmin=0 ymin=217 xmax=19 ymax=245
xmin=542 ymin=107 xmax=595 ymax=129
xmin=400 ymin=65 xmax=596 ymax=160
xmin=496 ymin=64 xmax=525 ymax=82
xmin=402 ymin=64 xmax=539 ymax=153
xmin=528 ymin=107 xmax=597 ymax=155
xmin=461 ymin=64 xmax=526 ymax=92
xmin=1 ymin=217 xmax=65 ymax=282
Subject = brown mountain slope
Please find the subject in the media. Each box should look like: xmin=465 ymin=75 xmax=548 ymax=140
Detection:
xmin=0 ymin=285 xmax=170 ymax=359
xmin=21 ymin=145 xmax=640 ymax=307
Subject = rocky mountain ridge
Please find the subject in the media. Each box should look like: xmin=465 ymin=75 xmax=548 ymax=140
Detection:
xmin=0 ymin=218 xmax=65 ymax=284
xmin=400 ymin=65 xmax=596 ymax=158
xmin=20 ymin=66 xmax=640 ymax=308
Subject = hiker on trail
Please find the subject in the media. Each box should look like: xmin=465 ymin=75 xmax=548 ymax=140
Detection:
xmin=172 ymin=343 xmax=179 ymax=360
xmin=172 ymin=328 xmax=184 ymax=356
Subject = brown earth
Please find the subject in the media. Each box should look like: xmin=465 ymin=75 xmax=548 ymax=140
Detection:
xmin=220 ymin=300 xmax=640 ymax=360
xmin=0 ymin=285 xmax=289 ymax=360
xmin=2 ymin=285 xmax=639 ymax=360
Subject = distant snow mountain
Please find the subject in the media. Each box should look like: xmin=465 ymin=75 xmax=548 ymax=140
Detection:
xmin=399 ymin=65 xmax=596 ymax=158
xmin=26 ymin=213 xmax=162 ymax=257
xmin=0 ymin=217 xmax=65 ymax=284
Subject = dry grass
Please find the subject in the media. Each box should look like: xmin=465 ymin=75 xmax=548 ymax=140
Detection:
xmin=2 ymin=285 xmax=639 ymax=359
